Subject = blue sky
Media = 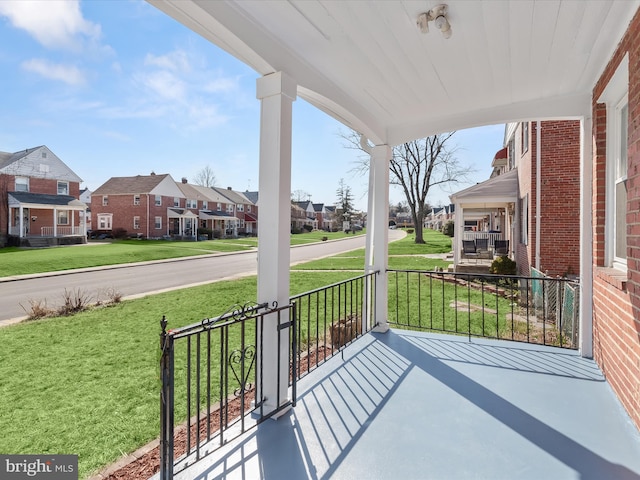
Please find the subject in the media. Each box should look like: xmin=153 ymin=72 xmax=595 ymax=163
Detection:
xmin=0 ymin=0 xmax=504 ymax=211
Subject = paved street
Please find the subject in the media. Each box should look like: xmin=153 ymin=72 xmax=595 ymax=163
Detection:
xmin=0 ymin=231 xmax=404 ymax=324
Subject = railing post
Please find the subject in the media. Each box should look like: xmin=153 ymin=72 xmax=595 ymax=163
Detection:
xmin=160 ymin=316 xmax=174 ymax=480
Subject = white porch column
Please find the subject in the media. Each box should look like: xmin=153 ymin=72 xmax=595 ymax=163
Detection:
xmin=53 ymin=208 xmax=57 ymax=237
xmin=71 ymin=209 xmax=75 ymax=234
xmin=453 ymin=203 xmax=463 ymax=266
xmin=256 ymin=71 xmax=296 ymax=415
xmin=18 ymin=205 xmax=24 ymax=238
xmin=579 ymin=115 xmax=594 ymax=357
xmin=364 ymin=144 xmax=391 ymax=332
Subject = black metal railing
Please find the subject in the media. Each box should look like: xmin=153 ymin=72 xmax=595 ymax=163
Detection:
xmin=387 ymin=269 xmax=579 ymax=349
xmin=290 ymin=272 xmax=377 ymax=380
xmin=159 ymin=301 xmax=295 ymax=479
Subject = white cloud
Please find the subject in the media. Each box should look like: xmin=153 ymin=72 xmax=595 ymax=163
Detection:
xmin=135 ymin=70 xmax=186 ymax=102
xmin=204 ymin=77 xmax=239 ymax=94
xmin=144 ymin=50 xmax=191 ymax=73
xmin=0 ymin=0 xmax=101 ymax=51
xmin=21 ymin=58 xmax=86 ymax=85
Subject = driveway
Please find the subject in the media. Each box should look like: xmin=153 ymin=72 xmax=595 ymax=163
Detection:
xmin=0 ymin=230 xmax=405 ymax=325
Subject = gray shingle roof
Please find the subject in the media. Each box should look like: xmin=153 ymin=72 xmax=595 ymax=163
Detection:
xmin=93 ymin=174 xmax=171 ymax=195
xmin=8 ymin=192 xmax=86 ymax=207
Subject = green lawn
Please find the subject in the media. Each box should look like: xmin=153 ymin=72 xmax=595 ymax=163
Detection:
xmin=0 ymin=230 xmax=365 ymax=277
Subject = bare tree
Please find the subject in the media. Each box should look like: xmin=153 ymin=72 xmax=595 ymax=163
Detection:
xmin=343 ymin=131 xmax=472 ymax=244
xmin=291 ymin=189 xmax=311 ymax=202
xmin=193 ymin=165 xmax=217 ymax=187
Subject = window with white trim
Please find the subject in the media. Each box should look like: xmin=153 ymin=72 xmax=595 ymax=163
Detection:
xmin=237 ymin=204 xmax=244 ymax=212
xmin=133 ymin=216 xmax=140 ymax=229
xmin=187 ymin=199 xmax=197 ymax=208
xmin=247 ymin=205 xmax=251 ymax=213
xmin=57 ymin=181 xmax=69 ymax=195
xmin=102 ymin=195 xmax=108 ymax=206
xmin=202 ymin=201 xmax=208 ymax=210
xmin=173 ymin=197 xmax=180 ymax=207
xmin=15 ymin=177 xmax=28 ymax=192
xmin=134 ymin=195 xmax=140 ymax=205
xmin=57 ymin=210 xmax=69 ymax=225
xmin=155 ymin=216 xmax=162 ymax=229
xmin=217 ymin=203 xmax=222 ymax=211
xmin=521 ymin=122 xmax=529 ymax=154
xmin=97 ymin=214 xmax=112 ymax=230
xmin=155 ymin=195 xmax=162 ymax=206
xmin=227 ymin=204 xmax=234 ymax=213
xmin=599 ymin=55 xmax=629 ymax=271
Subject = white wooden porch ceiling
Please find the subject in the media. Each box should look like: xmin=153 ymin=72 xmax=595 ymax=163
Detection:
xmin=149 ymin=0 xmax=639 ymax=146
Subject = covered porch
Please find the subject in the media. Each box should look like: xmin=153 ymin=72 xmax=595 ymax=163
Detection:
xmin=7 ymin=192 xmax=87 ymax=246
xmin=158 ymin=329 xmax=640 ymax=480
xmin=450 ymin=169 xmax=518 ymax=270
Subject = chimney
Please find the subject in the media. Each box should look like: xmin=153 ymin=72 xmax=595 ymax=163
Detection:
xmin=150 ymin=171 xmax=156 ymax=176
xmin=182 ymin=177 xmax=188 ymax=184
xmin=227 ymin=186 xmax=232 ymax=190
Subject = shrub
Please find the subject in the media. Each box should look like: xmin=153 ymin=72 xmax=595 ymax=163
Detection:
xmin=490 ymin=255 xmax=517 ymax=275
xmin=113 ymin=228 xmax=128 ymax=239
xmin=442 ymin=221 xmax=454 ymax=237
xmin=212 ymin=229 xmax=222 ymax=239
xmin=321 ymin=236 xmax=328 ymax=242
xmin=197 ymin=227 xmax=213 ymax=240
xmin=58 ymin=288 xmax=92 ymax=316
xmin=406 ymin=229 xmax=414 ymax=234
xmin=302 ymin=224 xmax=313 ymax=232
xmin=21 ymin=299 xmax=54 ymax=320
xmin=291 ymin=227 xmax=301 ymax=234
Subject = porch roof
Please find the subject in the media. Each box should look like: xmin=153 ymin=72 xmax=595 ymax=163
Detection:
xmin=450 ymin=168 xmax=518 ymax=207
xmin=199 ymin=210 xmax=239 ymax=221
xmin=167 ymin=208 xmax=199 ymax=219
xmin=8 ymin=192 xmax=87 ymax=210
xmin=148 ymin=1 xmax=639 ymax=144
xmin=161 ymin=330 xmax=640 ymax=480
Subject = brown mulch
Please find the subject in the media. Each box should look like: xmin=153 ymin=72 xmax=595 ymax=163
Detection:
xmin=92 ymin=346 xmax=330 ymax=480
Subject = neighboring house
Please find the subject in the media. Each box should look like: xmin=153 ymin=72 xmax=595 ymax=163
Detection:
xmin=291 ymin=202 xmax=307 ymax=231
xmin=451 ymin=120 xmax=581 ymax=278
xmin=293 ymin=201 xmax=318 ymax=229
xmin=176 ymin=180 xmax=241 ymax=238
xmin=80 ymin=188 xmax=92 ymax=233
xmin=91 ymin=173 xmax=186 ymax=239
xmin=0 ymin=146 xmax=87 ymax=247
xmin=312 ymin=203 xmax=336 ymax=231
xmin=211 ymin=186 xmax=258 ymax=236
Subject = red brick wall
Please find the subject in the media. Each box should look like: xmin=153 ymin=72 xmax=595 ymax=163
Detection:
xmin=539 ymin=120 xmax=581 ymax=277
xmin=91 ymin=193 xmax=171 ymax=238
xmin=591 ymin=7 xmax=640 ymax=432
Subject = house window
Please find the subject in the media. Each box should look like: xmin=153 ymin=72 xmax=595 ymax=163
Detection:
xmin=15 ymin=177 xmax=28 ymax=192
xmin=202 ymin=201 xmax=208 ymax=210
xmin=57 ymin=181 xmax=69 ymax=195
xmin=155 ymin=195 xmax=162 ymax=206
xmin=237 ymin=204 xmax=244 ymax=212
xmin=42 ymin=151 xmax=47 ymax=158
xmin=174 ymin=197 xmax=180 ymax=207
xmin=133 ymin=216 xmax=140 ymax=230
xmin=134 ymin=195 xmax=140 ymax=205
xmin=57 ymin=210 xmax=69 ymax=225
xmin=217 ymin=203 xmax=222 ymax=211
xmin=187 ymin=199 xmax=197 ymax=208
xmin=102 ymin=195 xmax=108 ymax=206
xmin=97 ymin=214 xmax=112 ymax=230
xmin=520 ymin=194 xmax=528 ymax=246
xmin=599 ymin=54 xmax=629 ymax=271
xmin=227 ymin=204 xmax=234 ymax=213
xmin=521 ymin=122 xmax=529 ymax=154
xmin=155 ymin=216 xmax=162 ymax=229
xmin=247 ymin=205 xmax=251 ymax=213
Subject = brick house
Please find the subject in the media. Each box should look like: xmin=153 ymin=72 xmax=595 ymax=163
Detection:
xmin=590 ymin=7 xmax=640 ymax=433
xmin=451 ymin=121 xmax=581 ymax=279
xmin=511 ymin=120 xmax=581 ymax=277
xmin=0 ymin=145 xmax=87 ymax=247
xmin=211 ymin=187 xmax=258 ymax=236
xmin=91 ymin=173 xmax=186 ymax=239
xmin=176 ymin=180 xmax=248 ymax=238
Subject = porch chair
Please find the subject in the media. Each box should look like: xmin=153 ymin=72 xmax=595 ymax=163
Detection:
xmin=494 ymin=240 xmax=509 ymax=256
xmin=462 ymin=240 xmax=479 ymax=263
xmin=475 ymin=238 xmax=490 ymax=259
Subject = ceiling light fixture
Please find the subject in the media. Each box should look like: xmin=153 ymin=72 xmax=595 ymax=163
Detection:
xmin=416 ymin=4 xmax=452 ymax=39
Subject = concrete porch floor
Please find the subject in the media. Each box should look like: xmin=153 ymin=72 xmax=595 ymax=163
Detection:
xmin=161 ymin=330 xmax=640 ymax=480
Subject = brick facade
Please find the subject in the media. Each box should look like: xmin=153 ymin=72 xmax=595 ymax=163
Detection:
xmin=512 ymin=121 xmax=581 ymax=277
xmin=591 ymin=7 xmax=640 ymax=431
xmin=91 ymin=193 xmax=171 ymax=238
